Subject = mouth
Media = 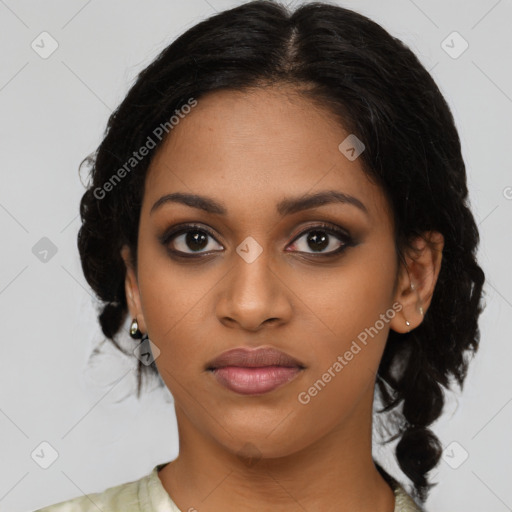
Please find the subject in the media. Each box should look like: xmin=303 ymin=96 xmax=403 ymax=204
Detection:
xmin=208 ymin=365 xmax=304 ymax=395
xmin=205 ymin=346 xmax=305 ymax=371
xmin=205 ymin=346 xmax=306 ymax=395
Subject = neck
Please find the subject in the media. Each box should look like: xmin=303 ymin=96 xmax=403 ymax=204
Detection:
xmin=158 ymin=388 xmax=396 ymax=512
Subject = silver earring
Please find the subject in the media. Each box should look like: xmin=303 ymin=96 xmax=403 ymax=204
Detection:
xmin=129 ymin=318 xmax=142 ymax=339
xmin=405 ymin=319 xmax=411 ymax=327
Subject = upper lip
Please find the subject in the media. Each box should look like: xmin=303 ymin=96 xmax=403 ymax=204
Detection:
xmin=206 ymin=346 xmax=305 ymax=370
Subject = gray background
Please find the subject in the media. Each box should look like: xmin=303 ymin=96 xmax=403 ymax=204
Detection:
xmin=1 ymin=1 xmax=511 ymax=511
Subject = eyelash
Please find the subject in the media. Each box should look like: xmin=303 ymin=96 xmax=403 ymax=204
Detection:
xmin=159 ymin=222 xmax=355 ymax=260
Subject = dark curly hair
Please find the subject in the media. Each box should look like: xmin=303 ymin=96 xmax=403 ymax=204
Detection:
xmin=76 ymin=0 xmax=485 ymax=505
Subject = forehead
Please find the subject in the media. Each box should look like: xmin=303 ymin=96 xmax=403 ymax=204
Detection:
xmin=142 ymin=86 xmax=391 ymax=225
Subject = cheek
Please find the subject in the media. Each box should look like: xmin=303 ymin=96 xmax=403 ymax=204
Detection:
xmin=296 ymin=238 xmax=397 ymax=341
xmin=135 ymin=240 xmax=212 ymax=371
xmin=297 ymin=240 xmax=398 ymax=390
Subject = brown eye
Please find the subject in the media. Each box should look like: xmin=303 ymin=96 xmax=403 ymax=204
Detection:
xmin=288 ymin=224 xmax=353 ymax=256
xmin=161 ymin=225 xmax=223 ymax=256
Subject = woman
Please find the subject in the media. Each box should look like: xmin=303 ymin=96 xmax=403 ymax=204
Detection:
xmin=35 ymin=1 xmax=485 ymax=510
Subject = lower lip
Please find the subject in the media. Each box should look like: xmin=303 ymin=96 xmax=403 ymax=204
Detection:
xmin=209 ymin=366 xmax=302 ymax=395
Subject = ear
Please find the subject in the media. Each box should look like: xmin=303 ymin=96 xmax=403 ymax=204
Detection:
xmin=120 ymin=244 xmax=147 ymax=334
xmin=389 ymin=231 xmax=444 ymax=334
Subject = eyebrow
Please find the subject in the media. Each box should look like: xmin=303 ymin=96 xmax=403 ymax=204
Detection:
xmin=150 ymin=190 xmax=369 ymax=217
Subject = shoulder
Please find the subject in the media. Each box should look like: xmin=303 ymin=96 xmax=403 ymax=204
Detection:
xmin=374 ymin=461 xmax=424 ymax=512
xmin=34 ymin=475 xmax=142 ymax=512
xmin=34 ymin=462 xmax=176 ymax=512
xmin=392 ymin=481 xmax=425 ymax=512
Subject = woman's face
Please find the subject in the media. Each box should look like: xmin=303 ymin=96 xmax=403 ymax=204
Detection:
xmin=122 ymin=86 xmax=410 ymax=461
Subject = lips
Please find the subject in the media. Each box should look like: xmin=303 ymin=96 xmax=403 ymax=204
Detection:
xmin=206 ymin=346 xmax=306 ymax=395
xmin=205 ymin=346 xmax=305 ymax=370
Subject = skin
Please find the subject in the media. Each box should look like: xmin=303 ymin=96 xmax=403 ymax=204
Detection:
xmin=121 ymin=85 xmax=444 ymax=512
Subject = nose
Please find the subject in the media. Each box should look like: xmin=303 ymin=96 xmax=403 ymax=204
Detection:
xmin=215 ymin=250 xmax=293 ymax=332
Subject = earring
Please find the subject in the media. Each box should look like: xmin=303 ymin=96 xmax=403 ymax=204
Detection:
xmin=405 ymin=319 xmax=411 ymax=327
xmin=129 ymin=318 xmax=142 ymax=339
xmin=410 ymin=282 xmax=415 ymax=290
xmin=418 ymin=305 xmax=424 ymax=316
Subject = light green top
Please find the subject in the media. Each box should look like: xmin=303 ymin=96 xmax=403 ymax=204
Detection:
xmin=34 ymin=461 xmax=422 ymax=511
